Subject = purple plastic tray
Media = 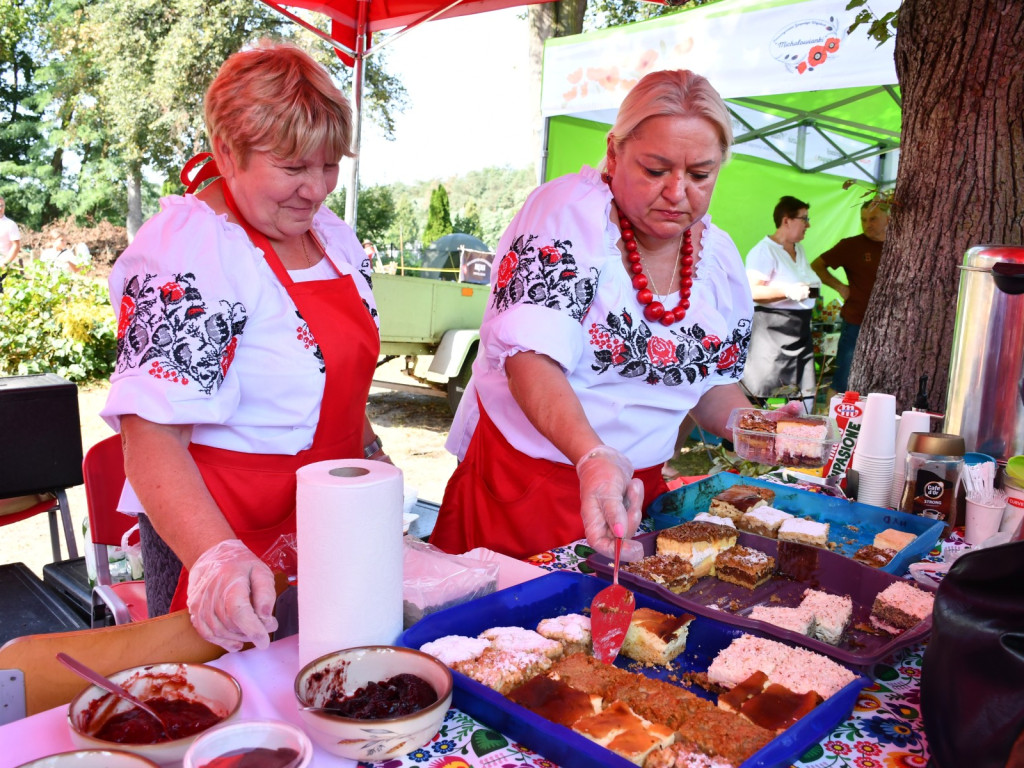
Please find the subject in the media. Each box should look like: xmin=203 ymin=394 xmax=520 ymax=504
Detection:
xmin=587 ymin=531 xmax=936 ymax=669
xmin=401 ymin=571 xmax=869 ymax=768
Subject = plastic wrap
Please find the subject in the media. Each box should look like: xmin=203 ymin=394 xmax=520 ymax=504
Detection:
xmin=402 ymin=537 xmax=499 ymax=628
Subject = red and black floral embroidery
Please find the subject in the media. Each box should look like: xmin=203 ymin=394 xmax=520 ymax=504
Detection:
xmin=590 ymin=309 xmax=751 ymax=385
xmin=294 ymin=310 xmax=325 ymax=373
xmin=492 ymin=234 xmax=597 ymax=322
xmin=115 ymin=272 xmax=247 ymax=394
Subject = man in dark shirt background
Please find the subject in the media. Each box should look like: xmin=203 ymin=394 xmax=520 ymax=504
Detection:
xmin=811 ymin=199 xmax=890 ymax=394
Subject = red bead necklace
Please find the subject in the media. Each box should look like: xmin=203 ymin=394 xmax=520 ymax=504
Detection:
xmin=618 ymin=211 xmax=695 ymax=326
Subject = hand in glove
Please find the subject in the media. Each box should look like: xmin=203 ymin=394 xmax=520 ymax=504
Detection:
xmin=576 ymin=445 xmax=644 ymax=562
xmin=187 ymin=539 xmax=279 ymax=652
xmin=783 ymin=283 xmax=811 ymax=302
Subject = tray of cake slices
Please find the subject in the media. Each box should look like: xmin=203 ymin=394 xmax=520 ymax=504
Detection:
xmin=646 ymin=473 xmax=945 ymax=574
xmin=401 ymin=570 xmax=869 ymax=768
xmin=586 ymin=518 xmax=938 ymax=668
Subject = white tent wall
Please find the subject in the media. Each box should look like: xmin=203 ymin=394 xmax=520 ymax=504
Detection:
xmin=539 ymin=0 xmax=901 ymax=259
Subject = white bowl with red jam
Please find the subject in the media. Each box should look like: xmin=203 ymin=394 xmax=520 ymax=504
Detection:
xmin=294 ymin=645 xmax=453 ymax=760
xmin=16 ymin=750 xmax=160 ymax=768
xmin=67 ymin=662 xmax=243 ymax=765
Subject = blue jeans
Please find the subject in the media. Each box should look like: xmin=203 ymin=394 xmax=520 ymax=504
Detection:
xmin=831 ymin=320 xmax=861 ymax=393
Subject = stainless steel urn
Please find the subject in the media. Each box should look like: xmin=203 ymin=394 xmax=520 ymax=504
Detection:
xmin=945 ymin=245 xmax=1024 ymax=464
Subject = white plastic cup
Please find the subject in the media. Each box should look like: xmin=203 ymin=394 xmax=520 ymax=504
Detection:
xmin=857 ymin=393 xmax=898 ymax=458
xmin=965 ymin=497 xmax=1006 ymax=545
xmin=1000 ymin=475 xmax=1024 ymax=539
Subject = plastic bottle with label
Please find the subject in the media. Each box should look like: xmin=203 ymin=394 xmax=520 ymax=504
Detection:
xmin=899 ymin=432 xmax=965 ymax=534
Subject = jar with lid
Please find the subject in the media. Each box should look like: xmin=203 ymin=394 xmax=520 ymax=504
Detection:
xmin=899 ymin=432 xmax=965 ymax=532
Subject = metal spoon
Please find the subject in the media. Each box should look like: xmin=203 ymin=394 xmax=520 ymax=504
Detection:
xmin=56 ymin=652 xmax=169 ymax=735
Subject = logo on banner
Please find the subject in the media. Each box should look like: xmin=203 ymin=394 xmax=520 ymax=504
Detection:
xmin=770 ymin=17 xmax=842 ymax=74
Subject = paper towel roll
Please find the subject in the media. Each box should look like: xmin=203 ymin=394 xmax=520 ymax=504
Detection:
xmin=297 ymin=459 xmax=404 ymax=668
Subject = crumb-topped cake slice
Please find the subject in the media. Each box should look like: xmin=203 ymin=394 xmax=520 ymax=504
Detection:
xmin=777 ymin=517 xmax=830 ymax=548
xmin=623 ymin=553 xmax=698 ymax=594
xmin=481 ymin=626 xmax=564 ymax=659
xmin=737 ymin=506 xmax=795 ymax=538
xmin=620 ymin=607 xmax=695 ymax=665
xmin=714 ymin=545 xmax=775 ymax=590
xmin=454 ymin=647 xmax=553 ymax=694
xmin=870 ymin=580 xmax=934 ymax=634
xmin=708 ymin=485 xmax=772 ymax=520
xmin=419 ymin=635 xmax=489 ymax=666
xmin=645 ymin=741 xmax=737 ymax=768
xmin=536 ymin=613 xmax=591 ymax=656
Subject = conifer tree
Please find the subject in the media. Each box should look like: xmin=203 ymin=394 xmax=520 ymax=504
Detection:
xmin=423 ymin=184 xmax=453 ymax=246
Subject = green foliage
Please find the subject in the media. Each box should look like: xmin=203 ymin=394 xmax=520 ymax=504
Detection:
xmin=422 ymin=184 xmax=453 ymax=246
xmin=846 ymin=0 xmax=898 ymax=45
xmin=584 ymin=0 xmax=689 ymax=31
xmin=328 ymin=184 xmax=397 ymax=246
xmin=0 ymin=260 xmax=117 ymax=382
xmin=453 ymin=200 xmax=483 ymax=240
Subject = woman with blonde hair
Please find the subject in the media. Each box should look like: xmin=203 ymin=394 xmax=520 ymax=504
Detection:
xmin=433 ymin=69 xmax=760 ymax=562
xmin=102 ymin=41 xmax=387 ymax=651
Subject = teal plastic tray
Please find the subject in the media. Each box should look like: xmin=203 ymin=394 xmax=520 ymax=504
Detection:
xmin=648 ymin=474 xmax=944 ymax=575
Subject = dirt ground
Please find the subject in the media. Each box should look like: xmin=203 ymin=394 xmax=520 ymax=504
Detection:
xmin=0 ymin=361 xmax=457 ymax=579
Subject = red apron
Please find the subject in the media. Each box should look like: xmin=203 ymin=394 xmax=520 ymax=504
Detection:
xmin=431 ymin=401 xmax=668 ymax=559
xmin=168 ymin=158 xmax=379 ymax=611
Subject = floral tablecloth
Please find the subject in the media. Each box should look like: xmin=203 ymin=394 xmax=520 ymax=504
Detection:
xmin=359 ymin=534 xmax=941 ymax=768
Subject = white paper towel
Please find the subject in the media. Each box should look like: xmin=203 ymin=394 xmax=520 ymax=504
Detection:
xmin=297 ymin=459 xmax=404 ymax=669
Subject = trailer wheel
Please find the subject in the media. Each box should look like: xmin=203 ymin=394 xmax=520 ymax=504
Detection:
xmin=447 ymin=346 xmax=477 ymax=413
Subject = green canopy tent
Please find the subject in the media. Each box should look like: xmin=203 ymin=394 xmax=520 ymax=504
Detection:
xmin=540 ymin=0 xmax=901 ymax=258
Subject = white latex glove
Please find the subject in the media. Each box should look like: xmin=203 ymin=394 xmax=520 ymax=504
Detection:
xmin=783 ymin=283 xmax=811 ymax=302
xmin=187 ymin=539 xmax=279 ymax=652
xmin=575 ymin=445 xmax=644 ymax=562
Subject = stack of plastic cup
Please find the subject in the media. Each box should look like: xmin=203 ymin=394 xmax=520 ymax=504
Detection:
xmin=851 ymin=392 xmax=897 ymax=507
xmin=889 ymin=410 xmax=934 ymax=508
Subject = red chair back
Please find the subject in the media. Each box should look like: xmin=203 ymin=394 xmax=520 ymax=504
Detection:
xmin=82 ymin=434 xmax=132 ymax=547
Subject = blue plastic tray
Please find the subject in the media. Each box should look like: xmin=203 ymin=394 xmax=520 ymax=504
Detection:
xmin=648 ymin=474 xmax=944 ymax=575
xmin=400 ymin=571 xmax=869 ymax=768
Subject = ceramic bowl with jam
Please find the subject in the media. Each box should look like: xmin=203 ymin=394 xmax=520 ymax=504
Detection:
xmin=67 ymin=662 xmax=243 ymax=765
xmin=294 ymin=645 xmax=453 ymax=760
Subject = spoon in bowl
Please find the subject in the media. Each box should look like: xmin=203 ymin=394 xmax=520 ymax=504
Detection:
xmin=56 ymin=652 xmax=169 ymax=736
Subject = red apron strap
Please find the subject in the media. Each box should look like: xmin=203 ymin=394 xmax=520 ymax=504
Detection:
xmin=181 ymin=152 xmax=220 ymax=195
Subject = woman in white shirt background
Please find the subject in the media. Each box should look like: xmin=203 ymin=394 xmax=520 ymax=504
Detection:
xmin=741 ymin=195 xmax=821 ymax=413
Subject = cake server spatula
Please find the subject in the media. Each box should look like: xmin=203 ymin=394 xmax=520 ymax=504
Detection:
xmin=590 ymin=531 xmax=635 ymax=664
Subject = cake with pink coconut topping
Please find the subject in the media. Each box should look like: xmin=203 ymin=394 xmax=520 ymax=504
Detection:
xmin=870 ymin=580 xmax=935 ymax=634
xmin=799 ymin=589 xmax=853 ymax=645
xmin=774 ymin=415 xmax=831 ymax=467
xmin=706 ymin=634 xmax=857 ymax=699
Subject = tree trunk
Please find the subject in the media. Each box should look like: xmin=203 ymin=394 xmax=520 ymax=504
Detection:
xmin=126 ymin=169 xmax=143 ymax=243
xmin=852 ymin=0 xmax=1024 ymax=413
xmin=528 ymin=0 xmax=587 ymax=182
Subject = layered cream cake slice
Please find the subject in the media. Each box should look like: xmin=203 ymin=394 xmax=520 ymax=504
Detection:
xmin=799 ymin=589 xmax=853 ymax=646
xmin=620 ymin=607 xmax=695 ymax=665
xmin=737 ymin=506 xmax=794 ymax=538
xmin=774 ymin=415 xmax=830 ymax=466
xmin=656 ymin=521 xmax=738 ymax=577
xmin=714 ymin=545 xmax=776 ymax=590
xmin=777 ymin=517 xmax=830 ymax=548
xmin=694 ymin=512 xmax=737 ymax=528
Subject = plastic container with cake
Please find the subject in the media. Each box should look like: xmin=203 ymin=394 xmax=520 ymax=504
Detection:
xmin=727 ymin=407 xmax=840 ymax=468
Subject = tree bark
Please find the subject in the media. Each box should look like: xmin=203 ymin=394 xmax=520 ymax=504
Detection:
xmin=852 ymin=0 xmax=1024 ymax=412
xmin=126 ymin=169 xmax=143 ymax=243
